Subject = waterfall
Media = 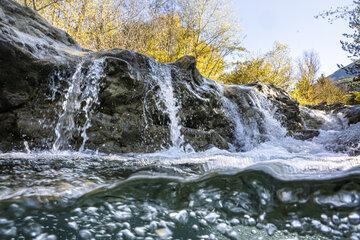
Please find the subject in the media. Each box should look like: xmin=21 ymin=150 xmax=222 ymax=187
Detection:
xmin=218 ymin=84 xmax=286 ymax=151
xmin=148 ymin=60 xmax=185 ymax=150
xmin=246 ymin=88 xmax=287 ymax=140
xmin=218 ymin=85 xmax=253 ymax=151
xmin=53 ymin=59 xmax=104 ymax=151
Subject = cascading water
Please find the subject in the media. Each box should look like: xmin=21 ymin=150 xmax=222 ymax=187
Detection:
xmin=218 ymin=83 xmax=286 ymax=151
xmin=53 ymin=59 xmax=104 ymax=151
xmin=246 ymin=87 xmax=287 ymax=139
xmin=148 ymin=60 xmax=185 ymax=150
xmin=217 ymin=85 xmax=255 ymax=151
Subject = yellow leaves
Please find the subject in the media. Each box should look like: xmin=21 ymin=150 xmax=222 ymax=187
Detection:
xmin=221 ymin=42 xmax=293 ymax=89
xmin=16 ymin=0 xmax=241 ymax=80
xmin=290 ymin=76 xmax=347 ymax=105
xmin=290 ymin=77 xmax=317 ymax=105
xmin=355 ymin=92 xmax=360 ymax=102
xmin=290 ymin=51 xmax=347 ymax=105
xmin=132 ymin=14 xmax=226 ymax=79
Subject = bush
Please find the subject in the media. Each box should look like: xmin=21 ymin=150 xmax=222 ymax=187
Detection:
xmin=291 ymin=76 xmax=348 ymax=105
xmin=347 ymin=91 xmax=360 ymax=104
xmin=220 ymin=42 xmax=293 ymax=89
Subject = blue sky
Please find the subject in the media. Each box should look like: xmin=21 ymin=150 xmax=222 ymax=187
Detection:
xmin=232 ymin=0 xmax=353 ymax=75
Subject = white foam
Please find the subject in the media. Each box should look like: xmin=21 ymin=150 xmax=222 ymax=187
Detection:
xmin=149 ymin=60 xmax=185 ymax=150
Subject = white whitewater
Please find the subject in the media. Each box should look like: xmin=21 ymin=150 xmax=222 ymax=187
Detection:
xmin=149 ymin=60 xmax=185 ymax=150
xmin=53 ymin=59 xmax=104 ymax=151
xmin=218 ymin=83 xmax=286 ymax=151
xmin=218 ymin=85 xmax=254 ymax=151
xmin=300 ymin=106 xmax=348 ymax=131
xmin=246 ymin=88 xmax=287 ymax=139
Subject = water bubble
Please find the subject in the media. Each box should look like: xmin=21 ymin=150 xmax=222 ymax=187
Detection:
xmin=291 ymin=220 xmax=302 ymax=229
xmin=227 ymin=230 xmax=239 ymax=239
xmin=85 ymin=207 xmax=98 ymax=216
xmin=199 ymin=219 xmax=208 ymax=226
xmin=209 ymin=233 xmax=216 ymax=239
xmin=230 ymin=218 xmax=240 ymax=225
xmin=311 ymin=219 xmax=321 ymax=229
xmin=79 ymin=229 xmax=92 ymax=239
xmin=113 ymin=211 xmax=132 ymax=221
xmin=134 ymin=227 xmax=146 ymax=236
xmin=148 ymin=221 xmax=158 ymax=230
xmin=259 ymin=213 xmax=266 ymax=222
xmin=247 ymin=217 xmax=256 ymax=226
xmin=169 ymin=210 xmax=188 ymax=224
xmin=68 ymin=221 xmax=78 ymax=230
xmin=332 ymin=215 xmax=341 ymax=225
xmin=320 ymin=224 xmax=331 ymax=233
xmin=121 ymin=222 xmax=131 ymax=229
xmin=119 ymin=229 xmax=136 ymax=239
xmin=265 ymin=223 xmax=277 ymax=236
xmin=216 ymin=223 xmax=231 ymax=234
xmin=321 ymin=214 xmax=329 ymax=222
xmin=8 ymin=203 xmax=25 ymax=217
xmin=339 ymin=223 xmax=350 ymax=231
xmin=192 ymin=224 xmax=199 ymax=230
xmin=34 ymin=233 xmax=57 ymax=240
xmin=155 ymin=227 xmax=172 ymax=239
xmin=349 ymin=212 xmax=360 ymax=225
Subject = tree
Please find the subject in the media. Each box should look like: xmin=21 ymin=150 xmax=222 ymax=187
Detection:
xmin=318 ymin=1 xmax=360 ymax=59
xmin=175 ymin=0 xmax=243 ymax=79
xmin=317 ymin=1 xmax=360 ymax=76
xmin=221 ymin=42 xmax=293 ymax=89
xmin=314 ymin=75 xmax=347 ymax=104
xmin=291 ymin=51 xmax=347 ymax=105
xmin=291 ymin=51 xmax=320 ymax=105
xmin=21 ymin=0 xmax=61 ymax=11
xmin=17 ymin=0 xmax=243 ymax=80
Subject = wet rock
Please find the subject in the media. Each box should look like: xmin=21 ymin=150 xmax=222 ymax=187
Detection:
xmin=292 ymin=130 xmax=320 ymax=140
xmin=252 ymin=83 xmax=304 ymax=132
xmin=303 ymin=103 xmax=360 ymax=127
xmin=339 ymin=105 xmax=360 ymax=125
xmin=0 ymin=0 xmax=82 ymax=151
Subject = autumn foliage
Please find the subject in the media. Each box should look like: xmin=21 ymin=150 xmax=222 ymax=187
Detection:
xmin=19 ymin=0 xmax=241 ymax=80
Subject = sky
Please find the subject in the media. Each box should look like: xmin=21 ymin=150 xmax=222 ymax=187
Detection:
xmin=232 ymin=0 xmax=354 ymax=75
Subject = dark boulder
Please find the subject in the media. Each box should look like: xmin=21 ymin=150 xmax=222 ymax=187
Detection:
xmin=0 ymin=0 xmax=85 ymax=151
xmin=339 ymin=105 xmax=360 ymax=125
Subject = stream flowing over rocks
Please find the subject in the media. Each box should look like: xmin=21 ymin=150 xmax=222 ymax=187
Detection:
xmin=1 ymin=0 xmax=360 ymax=239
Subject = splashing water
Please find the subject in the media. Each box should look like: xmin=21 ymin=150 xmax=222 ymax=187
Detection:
xmin=218 ymin=84 xmax=286 ymax=151
xmin=301 ymin=106 xmax=348 ymax=131
xmin=149 ymin=60 xmax=185 ymax=150
xmin=218 ymin=85 xmax=253 ymax=151
xmin=246 ymin=87 xmax=287 ymax=139
xmin=53 ymin=59 xmax=104 ymax=151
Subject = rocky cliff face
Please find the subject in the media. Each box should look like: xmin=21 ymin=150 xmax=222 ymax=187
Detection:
xmin=0 ymin=0 xmax=358 ymax=154
xmin=0 ymin=0 xmax=83 ymax=151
